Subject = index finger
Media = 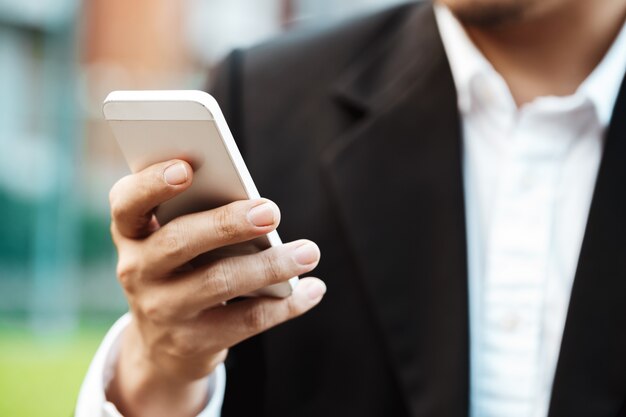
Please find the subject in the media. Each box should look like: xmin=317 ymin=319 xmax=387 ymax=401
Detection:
xmin=109 ymin=160 xmax=193 ymax=239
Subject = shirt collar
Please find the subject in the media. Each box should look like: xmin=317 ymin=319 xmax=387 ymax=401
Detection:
xmin=578 ymin=19 xmax=626 ymax=126
xmin=434 ymin=4 xmax=494 ymax=115
xmin=434 ymin=3 xmax=626 ymax=127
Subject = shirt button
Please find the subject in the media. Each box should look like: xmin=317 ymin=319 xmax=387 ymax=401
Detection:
xmin=500 ymin=312 xmax=521 ymax=332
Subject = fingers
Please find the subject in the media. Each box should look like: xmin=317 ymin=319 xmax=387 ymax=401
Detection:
xmin=110 ymin=160 xmax=193 ymax=238
xmin=142 ymin=240 xmax=320 ymax=318
xmin=204 ymin=277 xmax=326 ymax=348
xmin=130 ymin=278 xmax=326 ymax=380
xmin=142 ymin=199 xmax=281 ymax=273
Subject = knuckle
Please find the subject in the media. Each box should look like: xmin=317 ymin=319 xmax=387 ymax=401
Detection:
xmin=108 ymin=176 xmax=130 ymax=220
xmin=261 ymin=251 xmax=284 ymax=282
xmin=203 ymin=260 xmax=235 ymax=298
xmin=116 ymin=255 xmax=142 ymax=291
xmin=243 ymin=303 xmax=269 ymax=330
xmin=138 ymin=296 xmax=159 ymax=318
xmin=109 ymin=198 xmax=127 ymax=224
xmin=213 ymin=207 xmax=241 ymax=241
xmin=155 ymin=224 xmax=189 ymax=259
xmin=171 ymin=331 xmax=203 ymax=359
xmin=137 ymin=295 xmax=168 ymax=324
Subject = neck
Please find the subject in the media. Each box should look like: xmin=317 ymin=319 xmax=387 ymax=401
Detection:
xmin=463 ymin=1 xmax=626 ymax=106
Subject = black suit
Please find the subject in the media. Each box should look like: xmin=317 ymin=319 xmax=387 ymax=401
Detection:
xmin=209 ymin=2 xmax=626 ymax=416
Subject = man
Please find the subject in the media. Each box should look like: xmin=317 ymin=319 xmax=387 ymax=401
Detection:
xmin=76 ymin=0 xmax=626 ymax=416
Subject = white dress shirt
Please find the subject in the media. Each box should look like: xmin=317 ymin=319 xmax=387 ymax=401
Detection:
xmin=435 ymin=4 xmax=626 ymax=417
xmin=76 ymin=5 xmax=626 ymax=417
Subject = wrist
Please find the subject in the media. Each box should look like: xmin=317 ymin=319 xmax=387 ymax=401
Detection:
xmin=106 ymin=322 xmax=210 ymax=417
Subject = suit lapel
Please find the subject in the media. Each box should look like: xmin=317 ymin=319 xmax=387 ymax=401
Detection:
xmin=548 ymin=76 xmax=626 ymax=417
xmin=323 ymin=4 xmax=469 ymax=416
xmin=322 ymin=2 xmax=626 ymax=414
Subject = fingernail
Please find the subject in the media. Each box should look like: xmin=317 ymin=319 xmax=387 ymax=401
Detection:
xmin=164 ymin=163 xmax=188 ymax=185
xmin=247 ymin=202 xmax=277 ymax=227
xmin=305 ymin=280 xmax=327 ymax=301
xmin=293 ymin=242 xmax=320 ymax=266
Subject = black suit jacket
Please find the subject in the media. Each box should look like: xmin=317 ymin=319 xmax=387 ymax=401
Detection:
xmin=210 ymin=2 xmax=626 ymax=416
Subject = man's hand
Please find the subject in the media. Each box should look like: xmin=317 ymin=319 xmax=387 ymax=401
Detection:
xmin=105 ymin=160 xmax=325 ymax=417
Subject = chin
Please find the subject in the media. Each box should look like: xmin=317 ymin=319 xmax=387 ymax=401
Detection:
xmin=438 ymin=0 xmax=535 ymax=26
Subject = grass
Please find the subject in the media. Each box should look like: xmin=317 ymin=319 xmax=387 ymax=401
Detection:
xmin=0 ymin=327 xmax=109 ymax=417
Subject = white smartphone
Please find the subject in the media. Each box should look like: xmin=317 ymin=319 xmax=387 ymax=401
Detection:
xmin=102 ymin=90 xmax=298 ymax=298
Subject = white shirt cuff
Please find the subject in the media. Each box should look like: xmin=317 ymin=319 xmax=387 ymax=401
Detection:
xmin=75 ymin=313 xmax=226 ymax=417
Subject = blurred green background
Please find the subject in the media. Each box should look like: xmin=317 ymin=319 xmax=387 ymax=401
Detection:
xmin=0 ymin=0 xmax=400 ymax=415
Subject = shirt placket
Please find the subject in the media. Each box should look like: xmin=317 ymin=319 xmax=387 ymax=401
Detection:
xmin=475 ymin=113 xmax=569 ymax=417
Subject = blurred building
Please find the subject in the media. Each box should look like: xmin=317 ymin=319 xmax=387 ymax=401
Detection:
xmin=0 ymin=0 xmax=84 ymax=332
